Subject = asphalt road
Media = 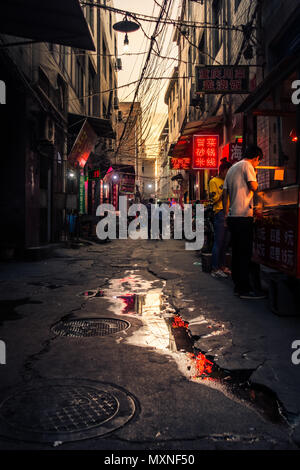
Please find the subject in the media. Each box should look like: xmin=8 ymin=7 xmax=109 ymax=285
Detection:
xmin=0 ymin=238 xmax=299 ymax=451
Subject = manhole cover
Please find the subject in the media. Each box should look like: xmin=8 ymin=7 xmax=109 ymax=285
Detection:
xmin=52 ymin=318 xmax=130 ymax=337
xmin=0 ymin=379 xmax=136 ymax=443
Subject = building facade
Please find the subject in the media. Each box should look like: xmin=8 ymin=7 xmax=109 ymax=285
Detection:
xmin=0 ymin=0 xmax=119 ymax=256
xmin=116 ymin=101 xmax=151 ymax=201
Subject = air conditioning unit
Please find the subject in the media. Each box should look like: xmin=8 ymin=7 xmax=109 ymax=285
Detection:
xmin=190 ymin=83 xmax=198 ymax=106
xmin=113 ymin=96 xmax=119 ymax=109
xmin=190 ymin=83 xmax=204 ymax=109
xmin=108 ymin=139 xmax=114 ymax=151
xmin=115 ymin=58 xmax=122 ymax=71
xmin=41 ymin=115 xmax=55 ymax=143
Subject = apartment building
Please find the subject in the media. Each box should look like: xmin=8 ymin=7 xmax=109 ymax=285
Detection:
xmin=115 ymin=101 xmax=150 ymax=200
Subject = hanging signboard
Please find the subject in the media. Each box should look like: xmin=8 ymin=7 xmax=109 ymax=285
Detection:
xmin=193 ymin=135 xmax=219 ymax=170
xmin=119 ymin=173 xmax=135 ymax=193
xmin=79 ymin=174 xmax=87 ymax=214
xmin=196 ymin=66 xmax=249 ymax=94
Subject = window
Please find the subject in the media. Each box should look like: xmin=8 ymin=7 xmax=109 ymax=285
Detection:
xmin=235 ymin=0 xmax=242 ymax=12
xmin=88 ymin=62 xmax=96 ymax=116
xmin=59 ymin=46 xmax=68 ymax=75
xmin=102 ymin=39 xmax=107 ymax=79
xmin=109 ymin=63 xmax=113 ymax=89
xmin=198 ymin=34 xmax=205 ymax=65
xmin=75 ymin=57 xmax=84 ymax=98
xmin=212 ymin=0 xmax=222 ymax=57
xmin=188 ymin=46 xmax=193 ymax=77
xmin=86 ymin=0 xmax=94 ymax=34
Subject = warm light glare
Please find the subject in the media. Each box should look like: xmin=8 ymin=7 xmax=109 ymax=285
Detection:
xmin=290 ymin=128 xmax=298 ymax=142
xmin=124 ymin=33 xmax=129 ymax=53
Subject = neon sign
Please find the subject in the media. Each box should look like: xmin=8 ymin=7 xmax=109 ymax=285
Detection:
xmin=193 ymin=135 xmax=219 ymax=170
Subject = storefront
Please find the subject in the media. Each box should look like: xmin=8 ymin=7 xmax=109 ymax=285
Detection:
xmin=169 ymin=116 xmax=223 ymax=203
xmin=103 ymin=165 xmax=136 ymax=210
xmin=236 ymin=53 xmax=300 ymax=280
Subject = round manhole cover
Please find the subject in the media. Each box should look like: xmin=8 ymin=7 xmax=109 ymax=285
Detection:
xmin=52 ymin=318 xmax=130 ymax=337
xmin=0 ymin=380 xmax=137 ymax=443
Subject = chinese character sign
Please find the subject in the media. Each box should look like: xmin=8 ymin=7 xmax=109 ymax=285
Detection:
xmin=230 ymin=143 xmax=243 ymax=162
xmin=170 ymin=157 xmax=191 ymax=170
xmin=193 ymin=135 xmax=219 ymax=170
xmin=196 ymin=66 xmax=249 ymax=94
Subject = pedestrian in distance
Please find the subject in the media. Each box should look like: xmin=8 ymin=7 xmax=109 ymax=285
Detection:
xmin=222 ymin=145 xmax=266 ymax=299
xmin=146 ymin=198 xmax=155 ymax=240
xmin=209 ymin=160 xmax=232 ymax=278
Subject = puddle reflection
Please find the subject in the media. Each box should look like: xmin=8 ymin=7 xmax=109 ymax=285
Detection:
xmin=102 ymin=272 xmax=176 ymax=352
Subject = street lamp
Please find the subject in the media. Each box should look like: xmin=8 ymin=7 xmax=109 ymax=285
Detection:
xmin=113 ymin=15 xmax=140 ymax=53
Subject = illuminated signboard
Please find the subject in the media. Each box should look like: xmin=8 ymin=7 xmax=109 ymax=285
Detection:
xmin=193 ymin=135 xmax=219 ymax=170
xmin=88 ymin=168 xmax=101 ymax=180
xmin=222 ymin=142 xmax=243 ymax=163
xmin=169 ymin=157 xmax=191 ymax=170
xmin=196 ymin=66 xmax=249 ymax=94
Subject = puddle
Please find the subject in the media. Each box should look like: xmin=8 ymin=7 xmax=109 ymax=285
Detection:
xmin=0 ymin=298 xmax=43 ymax=324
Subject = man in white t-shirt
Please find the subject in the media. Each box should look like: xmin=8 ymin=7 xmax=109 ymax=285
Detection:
xmin=222 ymin=145 xmax=265 ymax=299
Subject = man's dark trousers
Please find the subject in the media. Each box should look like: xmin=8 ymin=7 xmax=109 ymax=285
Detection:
xmin=227 ymin=217 xmax=254 ymax=294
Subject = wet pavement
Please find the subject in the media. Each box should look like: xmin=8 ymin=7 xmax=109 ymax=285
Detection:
xmin=0 ymin=238 xmax=299 ymax=450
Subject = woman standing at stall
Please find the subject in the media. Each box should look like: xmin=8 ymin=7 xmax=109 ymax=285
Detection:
xmin=209 ymin=160 xmax=232 ymax=278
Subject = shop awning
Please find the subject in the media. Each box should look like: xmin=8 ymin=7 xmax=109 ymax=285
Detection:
xmin=0 ymin=0 xmax=95 ymax=51
xmin=104 ymin=164 xmax=135 ymax=177
xmin=181 ymin=115 xmax=223 ymax=137
xmin=169 ymin=115 xmax=223 ymax=159
xmin=68 ymin=113 xmax=115 ymax=139
xmin=236 ymin=54 xmax=300 ymax=114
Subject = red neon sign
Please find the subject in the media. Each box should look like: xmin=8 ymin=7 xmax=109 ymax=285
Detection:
xmin=193 ymin=135 xmax=219 ymax=170
xmin=170 ymin=157 xmax=191 ymax=170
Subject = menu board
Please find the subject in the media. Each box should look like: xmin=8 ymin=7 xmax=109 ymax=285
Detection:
xmin=253 ymin=206 xmax=298 ymax=276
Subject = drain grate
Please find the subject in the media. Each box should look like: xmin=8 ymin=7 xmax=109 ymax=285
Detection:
xmin=52 ymin=318 xmax=130 ymax=337
xmin=0 ymin=379 xmax=136 ymax=443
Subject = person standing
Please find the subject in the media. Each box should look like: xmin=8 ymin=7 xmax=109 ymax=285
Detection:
xmin=146 ymin=198 xmax=154 ymax=240
xmin=209 ymin=160 xmax=232 ymax=278
xmin=222 ymin=145 xmax=265 ymax=299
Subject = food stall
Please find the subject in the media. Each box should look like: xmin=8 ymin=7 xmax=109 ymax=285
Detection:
xmin=236 ymin=54 xmax=300 ymax=315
